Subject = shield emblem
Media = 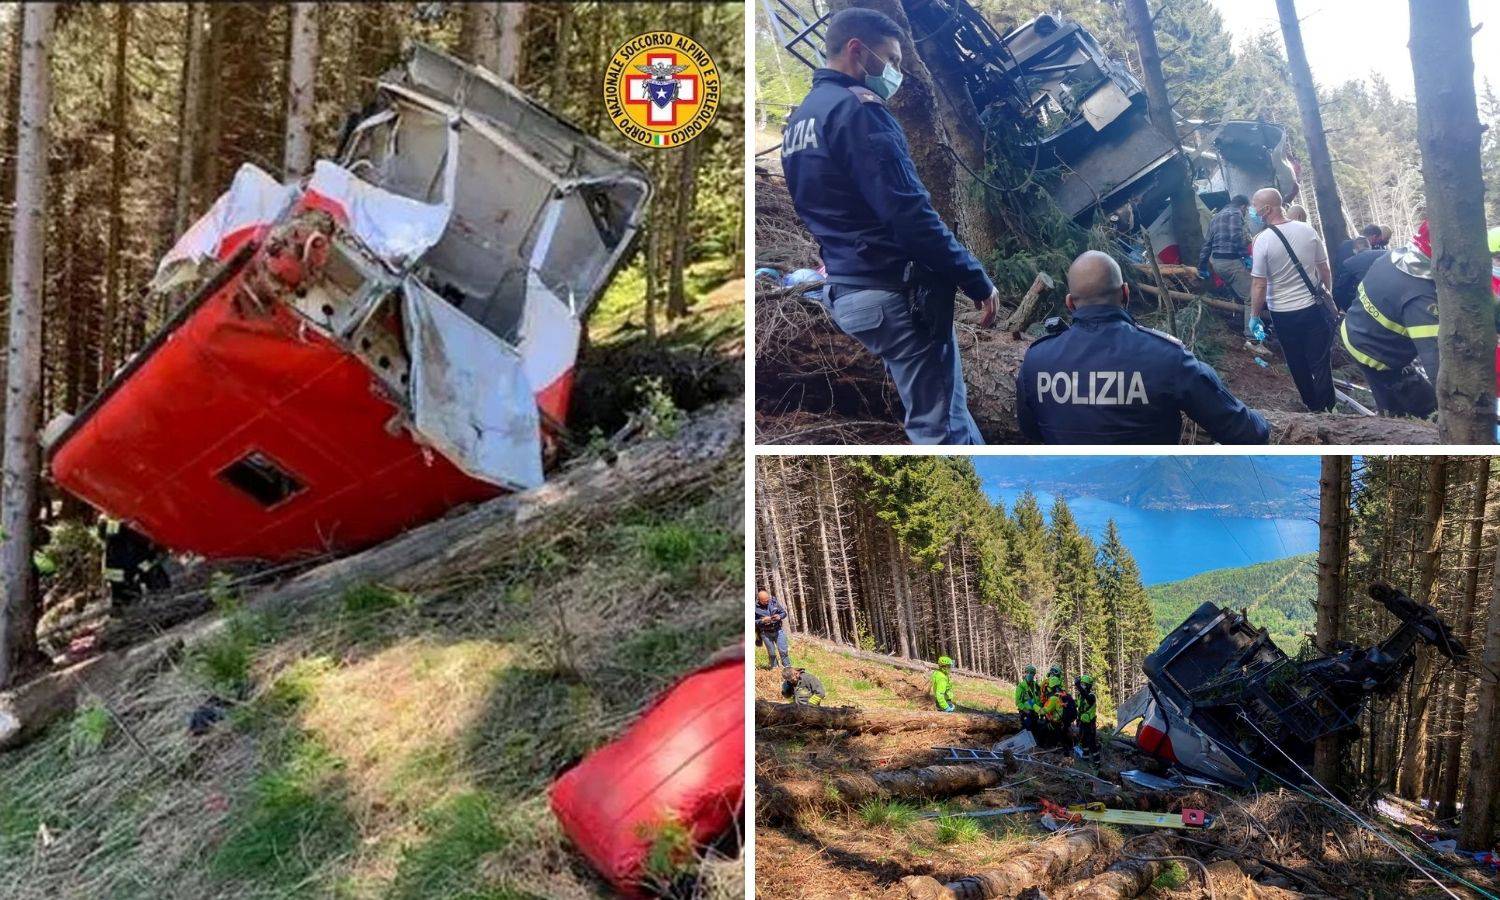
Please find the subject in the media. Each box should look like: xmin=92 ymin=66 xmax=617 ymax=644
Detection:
xmin=647 ymin=79 xmax=680 ymax=110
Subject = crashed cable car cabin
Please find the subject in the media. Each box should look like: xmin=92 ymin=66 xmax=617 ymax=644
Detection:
xmin=48 ymin=45 xmax=650 ymax=562
xmin=1117 ymin=584 xmax=1466 ymax=788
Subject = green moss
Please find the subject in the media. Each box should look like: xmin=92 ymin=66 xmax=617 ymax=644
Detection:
xmin=1153 ymin=859 xmax=1189 ymax=890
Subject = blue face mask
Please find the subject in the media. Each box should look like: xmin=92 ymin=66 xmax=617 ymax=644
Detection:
xmin=859 ymin=45 xmax=903 ymax=100
xmin=1248 ymin=209 xmax=1266 ymax=230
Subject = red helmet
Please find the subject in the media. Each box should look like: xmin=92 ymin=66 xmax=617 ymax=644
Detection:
xmin=1412 ymin=220 xmax=1432 ymax=258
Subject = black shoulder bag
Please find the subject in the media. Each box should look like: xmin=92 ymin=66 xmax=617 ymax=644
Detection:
xmin=1265 ymin=223 xmax=1334 ymax=312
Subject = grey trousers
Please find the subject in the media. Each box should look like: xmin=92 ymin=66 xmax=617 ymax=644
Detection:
xmin=1210 ymin=256 xmax=1254 ymax=335
xmin=822 ymin=285 xmax=983 ymax=445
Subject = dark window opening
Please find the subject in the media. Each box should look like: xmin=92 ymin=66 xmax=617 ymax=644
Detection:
xmin=219 ymin=452 xmax=304 ymax=508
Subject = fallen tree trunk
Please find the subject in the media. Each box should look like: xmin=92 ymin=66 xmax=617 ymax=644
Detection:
xmin=884 ymin=828 xmax=1108 ymax=900
xmin=1135 ymin=282 xmax=1242 ymax=314
xmin=1054 ymin=837 xmax=1173 ymax=899
xmin=0 ymin=399 xmax=744 ymax=751
xmin=1258 ymin=409 xmax=1439 ymax=445
xmin=762 ymin=762 xmax=1009 ymax=813
xmin=773 ymin=634 xmax=1014 ymax=687
xmin=756 ymin=698 xmax=1019 ymax=735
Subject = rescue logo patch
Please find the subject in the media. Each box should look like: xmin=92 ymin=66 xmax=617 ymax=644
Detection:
xmin=604 ymin=32 xmax=719 ymax=149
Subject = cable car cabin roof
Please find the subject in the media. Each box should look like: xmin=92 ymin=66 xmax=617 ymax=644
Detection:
xmin=46 ymin=45 xmax=651 ymax=562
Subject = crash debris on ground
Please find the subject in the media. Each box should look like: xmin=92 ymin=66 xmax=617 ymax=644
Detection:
xmin=754 ymin=618 xmax=1499 ymax=899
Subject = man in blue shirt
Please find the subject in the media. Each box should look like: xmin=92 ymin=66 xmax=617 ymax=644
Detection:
xmin=781 ymin=8 xmax=999 ymax=444
xmin=1017 ymin=251 xmax=1269 ymax=444
xmin=755 ymin=589 xmax=791 ymax=669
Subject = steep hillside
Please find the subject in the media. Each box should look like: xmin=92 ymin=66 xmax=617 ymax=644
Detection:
xmin=1148 ymin=553 xmax=1317 ymax=652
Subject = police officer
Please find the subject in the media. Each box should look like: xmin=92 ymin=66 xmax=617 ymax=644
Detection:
xmin=781 ymin=8 xmax=999 ymax=445
xmin=1017 ymin=251 xmax=1269 ymax=444
xmin=1339 ymin=221 xmax=1444 ymax=418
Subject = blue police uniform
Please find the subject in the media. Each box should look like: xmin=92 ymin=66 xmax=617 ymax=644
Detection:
xmin=1016 ymin=305 xmax=1270 ymax=444
xmin=782 ymin=68 xmax=995 ymax=444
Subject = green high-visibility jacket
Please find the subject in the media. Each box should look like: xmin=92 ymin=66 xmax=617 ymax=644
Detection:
xmin=1015 ymin=677 xmax=1040 ymax=713
xmin=1078 ymin=691 xmax=1096 ymax=724
xmin=932 ymin=669 xmax=953 ymax=708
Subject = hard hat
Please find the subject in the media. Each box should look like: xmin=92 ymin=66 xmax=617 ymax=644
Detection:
xmin=1048 ymin=664 xmax=1062 ymax=676
xmin=1078 ymin=674 xmax=1095 ymax=687
xmin=938 ymin=655 xmax=954 ymax=667
xmin=1024 ymin=665 xmax=1037 ymax=676
xmin=781 ymin=666 xmax=795 ymax=681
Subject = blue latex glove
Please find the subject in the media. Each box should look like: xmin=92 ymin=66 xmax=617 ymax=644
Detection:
xmin=944 ymin=704 xmax=956 ymax=713
xmin=1248 ymin=316 xmax=1267 ymax=342
xmin=1242 ymin=255 xmax=1253 ymax=270
xmin=1196 ymin=266 xmax=1211 ymax=281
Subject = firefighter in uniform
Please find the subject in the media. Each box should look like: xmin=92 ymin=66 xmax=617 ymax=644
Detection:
xmin=1017 ymin=251 xmax=1269 ymax=444
xmin=99 ymin=517 xmax=170 ymax=604
xmin=780 ymin=8 xmax=1000 ymax=444
xmin=1340 ymin=221 xmax=1467 ymax=419
xmin=1075 ymin=674 xmax=1099 ymax=759
xmin=1015 ymin=664 xmax=1041 ymax=734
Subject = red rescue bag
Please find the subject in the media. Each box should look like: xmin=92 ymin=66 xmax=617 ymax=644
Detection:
xmin=550 ymin=650 xmax=744 ymax=893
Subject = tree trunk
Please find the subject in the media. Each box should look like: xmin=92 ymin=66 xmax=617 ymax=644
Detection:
xmin=756 ymin=698 xmax=1017 ymax=736
xmin=1122 ymin=0 xmax=1201 ymax=266
xmin=1409 ymin=0 xmax=1496 ymax=444
xmin=1438 ymin=458 xmax=1489 ymax=820
xmin=1275 ymin=0 xmax=1351 ymax=260
xmin=814 ymin=472 xmax=845 ymax=645
xmin=549 ymin=5 xmax=573 ymax=103
xmin=1314 ymin=454 xmax=1350 ymax=786
xmin=666 ymin=138 xmax=700 ymax=320
xmin=460 ymin=2 xmax=502 ymax=73
xmin=1460 ymin=524 xmax=1500 ymax=847
xmin=890 ymin=527 xmax=913 ymax=659
xmin=1397 ymin=456 xmax=1448 ymax=799
xmin=172 ymin=2 xmax=207 ymax=237
xmin=0 ymin=2 xmax=53 ymax=690
xmin=100 ymin=3 xmax=130 ymax=388
xmin=496 ymin=3 xmax=525 ymax=82
xmin=283 ymin=1 xmax=319 ymax=179
xmin=826 ymin=458 xmax=856 ymax=641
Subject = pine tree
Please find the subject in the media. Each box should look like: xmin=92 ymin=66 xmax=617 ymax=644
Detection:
xmin=1096 ymin=519 xmax=1155 ymax=700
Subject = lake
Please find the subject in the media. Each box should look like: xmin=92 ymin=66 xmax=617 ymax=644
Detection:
xmin=985 ymin=487 xmax=1319 ymax=586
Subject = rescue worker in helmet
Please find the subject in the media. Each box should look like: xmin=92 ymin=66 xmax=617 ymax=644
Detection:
xmin=932 ymin=655 xmax=956 ymax=711
xmin=781 ymin=666 xmax=827 ymax=706
xmin=1042 ymin=664 xmax=1064 ymax=702
xmin=1074 ymin=674 xmax=1099 ymax=760
xmin=1015 ymin=664 xmax=1041 ymax=734
xmin=1040 ymin=679 xmax=1075 ymax=749
xmin=1339 ymin=220 xmax=1500 ymax=419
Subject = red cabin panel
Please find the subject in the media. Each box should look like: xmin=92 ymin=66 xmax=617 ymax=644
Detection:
xmin=51 ymin=264 xmax=502 ymax=562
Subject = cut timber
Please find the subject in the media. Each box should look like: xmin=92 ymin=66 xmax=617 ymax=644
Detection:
xmin=0 ymin=399 xmax=743 ymax=752
xmin=762 ymin=762 xmax=1007 ymax=812
xmin=1054 ymin=837 xmax=1172 ymax=899
xmin=886 ymin=828 xmax=1106 ymax=900
xmin=756 ymin=698 xmax=1018 ymax=735
xmin=1002 ymin=272 xmax=1056 ymax=334
xmin=1134 ymin=263 xmax=1200 ymax=280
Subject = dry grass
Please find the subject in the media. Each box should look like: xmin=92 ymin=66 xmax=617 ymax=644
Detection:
xmin=0 ymin=462 xmax=745 ymax=899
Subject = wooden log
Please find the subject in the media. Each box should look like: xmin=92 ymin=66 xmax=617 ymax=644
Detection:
xmin=1002 ymin=271 xmax=1056 ymax=334
xmin=762 ymin=762 xmax=1009 ymax=812
xmin=887 ymin=828 xmax=1107 ymax=900
xmin=777 ymin=634 xmax=1014 ymax=689
xmin=1134 ymin=263 xmax=1200 ymax=279
xmin=0 ymin=400 xmax=744 ymax=752
xmin=1054 ymin=837 xmax=1173 ymax=899
xmin=756 ymin=698 xmax=1019 ymax=735
xmin=1135 ymin=281 xmax=1242 ymax=313
xmin=1257 ymin=409 xmax=1439 ymax=445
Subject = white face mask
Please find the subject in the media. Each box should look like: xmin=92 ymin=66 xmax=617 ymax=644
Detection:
xmin=859 ymin=44 xmax=903 ymax=100
xmin=1493 ymin=263 xmax=1500 ymax=279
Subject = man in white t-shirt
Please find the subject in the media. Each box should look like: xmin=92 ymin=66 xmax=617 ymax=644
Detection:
xmin=1249 ymin=187 xmax=1336 ymax=412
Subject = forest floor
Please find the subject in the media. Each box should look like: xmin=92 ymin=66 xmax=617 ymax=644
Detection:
xmin=0 ymin=450 xmax=744 ymax=899
xmin=754 ymin=641 xmax=1500 ymax=899
xmin=752 ymin=171 xmax=1440 ymax=446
